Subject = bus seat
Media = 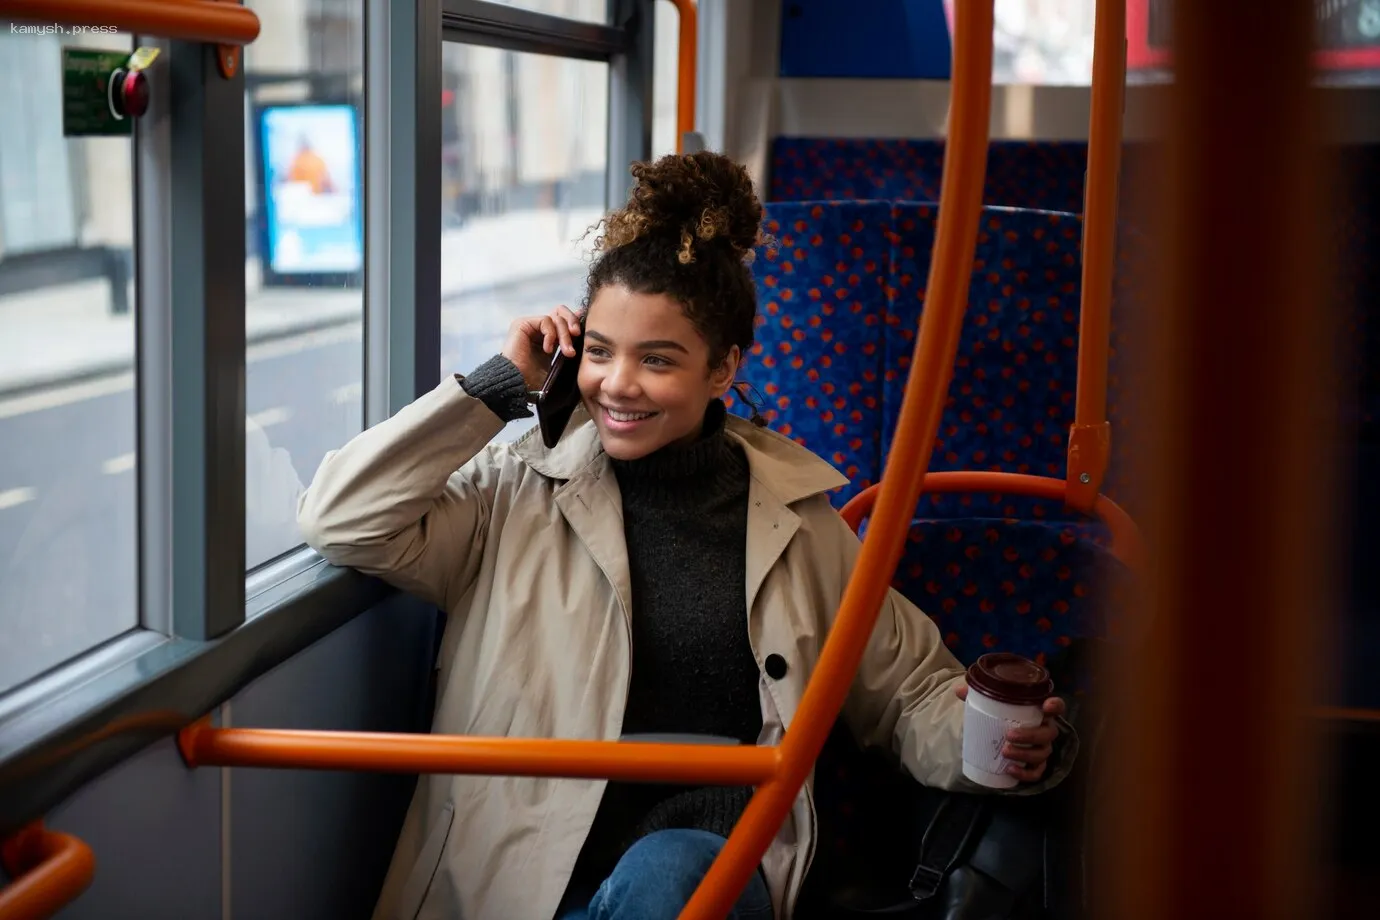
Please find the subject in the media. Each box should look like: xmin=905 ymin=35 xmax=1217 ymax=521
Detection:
xmin=764 ymin=141 xmax=1170 ymax=521
xmin=886 ymin=517 xmax=1131 ymax=670
xmin=768 ymin=137 xmax=1089 ymax=214
xmin=884 ymin=204 xmax=1087 ymax=523
xmin=730 ymin=200 xmax=894 ymax=507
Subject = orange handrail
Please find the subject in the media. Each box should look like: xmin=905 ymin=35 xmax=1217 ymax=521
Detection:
xmin=0 ymin=0 xmax=260 ymax=45
xmin=178 ymin=718 xmax=780 ymax=785
xmin=679 ymin=1 xmax=992 ymax=914
xmin=663 ymin=0 xmax=697 ymax=151
xmin=1065 ymin=0 xmax=1125 ymax=513
xmin=0 ymin=824 xmax=94 ymax=920
xmin=839 ymin=471 xmax=1145 ymax=574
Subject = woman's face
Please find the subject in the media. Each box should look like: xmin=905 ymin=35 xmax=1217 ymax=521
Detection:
xmin=578 ymin=284 xmax=738 ymax=461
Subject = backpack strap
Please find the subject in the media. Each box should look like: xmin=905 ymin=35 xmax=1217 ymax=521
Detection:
xmin=908 ymin=794 xmax=989 ymax=901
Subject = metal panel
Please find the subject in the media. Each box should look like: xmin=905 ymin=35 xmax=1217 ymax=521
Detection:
xmin=135 ymin=37 xmax=175 ymax=638
xmin=0 ymin=559 xmax=396 ymax=838
xmin=364 ymin=0 xmax=392 ymax=428
xmin=46 ymin=737 xmax=224 ymax=919
xmin=167 ymin=41 xmax=247 ymax=640
xmin=383 ymin=0 xmax=444 ymax=415
xmin=696 ymin=0 xmax=727 ymax=152
xmin=230 ymin=596 xmax=437 ymax=920
xmin=606 ymin=0 xmax=653 ymax=208
xmin=442 ymin=0 xmax=627 ymax=60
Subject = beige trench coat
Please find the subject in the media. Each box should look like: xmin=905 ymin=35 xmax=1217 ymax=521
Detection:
xmin=298 ymin=378 xmax=1070 ymax=920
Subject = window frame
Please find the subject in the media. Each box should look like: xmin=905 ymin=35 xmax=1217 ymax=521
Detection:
xmin=443 ymin=0 xmax=628 ymax=60
xmin=0 ymin=0 xmax=653 ymax=840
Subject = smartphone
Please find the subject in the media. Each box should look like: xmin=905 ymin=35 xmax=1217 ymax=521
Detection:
xmin=534 ymin=334 xmax=583 ymax=449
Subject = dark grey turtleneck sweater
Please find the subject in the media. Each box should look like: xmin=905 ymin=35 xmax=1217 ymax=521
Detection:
xmin=458 ymin=355 xmax=763 ymax=888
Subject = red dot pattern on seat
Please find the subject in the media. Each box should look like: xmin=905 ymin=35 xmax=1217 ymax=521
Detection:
xmin=768 ymin=137 xmax=1090 ymax=214
xmin=884 ymin=205 xmax=1087 ymax=522
xmin=728 ymin=201 xmax=893 ymax=507
xmin=891 ymin=518 xmax=1131 ymax=666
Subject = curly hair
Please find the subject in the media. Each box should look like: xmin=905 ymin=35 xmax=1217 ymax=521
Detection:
xmin=584 ymin=151 xmax=765 ymax=371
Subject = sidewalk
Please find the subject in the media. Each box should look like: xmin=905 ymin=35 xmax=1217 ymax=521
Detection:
xmin=0 ymin=207 xmax=603 ymax=397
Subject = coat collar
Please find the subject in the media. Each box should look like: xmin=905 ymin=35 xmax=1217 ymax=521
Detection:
xmin=511 ymin=404 xmax=850 ymax=505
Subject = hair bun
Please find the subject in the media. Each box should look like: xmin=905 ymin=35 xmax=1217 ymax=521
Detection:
xmin=596 ymin=151 xmax=763 ymax=264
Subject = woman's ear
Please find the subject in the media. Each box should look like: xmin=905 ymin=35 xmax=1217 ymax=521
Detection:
xmin=709 ymin=345 xmax=741 ymax=398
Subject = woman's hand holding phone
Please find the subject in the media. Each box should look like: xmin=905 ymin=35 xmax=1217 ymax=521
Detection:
xmin=502 ymin=305 xmax=582 ymax=391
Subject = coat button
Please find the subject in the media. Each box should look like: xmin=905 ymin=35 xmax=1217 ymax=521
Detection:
xmin=765 ymin=654 xmax=788 ymax=680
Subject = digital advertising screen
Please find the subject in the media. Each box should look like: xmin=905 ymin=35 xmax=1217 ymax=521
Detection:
xmin=254 ymin=101 xmax=363 ymax=286
xmin=1129 ymin=0 xmax=1380 ymax=73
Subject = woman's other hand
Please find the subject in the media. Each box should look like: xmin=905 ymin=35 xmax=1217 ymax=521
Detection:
xmin=954 ymin=682 xmax=1066 ymax=784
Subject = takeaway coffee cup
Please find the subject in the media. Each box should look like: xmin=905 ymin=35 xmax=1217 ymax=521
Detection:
xmin=961 ymin=652 xmax=1054 ymax=789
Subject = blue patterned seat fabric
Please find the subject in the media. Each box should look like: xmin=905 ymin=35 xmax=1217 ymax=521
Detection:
xmin=888 ymin=517 xmax=1130 ymax=669
xmin=882 ymin=204 xmax=1089 ymax=524
xmin=769 ymin=137 xmax=1090 ymax=213
xmin=753 ymin=153 xmax=1135 ymax=891
xmin=750 ymin=140 xmax=1380 ymax=694
xmin=734 ymin=198 xmax=1125 ymax=670
xmin=733 ymin=200 xmax=1121 ymax=525
xmin=727 ymin=201 xmax=893 ymax=508
xmin=766 ymin=138 xmax=1165 ymax=522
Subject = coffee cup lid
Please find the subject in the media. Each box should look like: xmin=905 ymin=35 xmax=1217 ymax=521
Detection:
xmin=965 ymin=652 xmax=1054 ymax=705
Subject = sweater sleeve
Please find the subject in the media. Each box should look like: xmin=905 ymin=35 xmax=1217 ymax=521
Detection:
xmin=457 ymin=353 xmax=534 ymax=423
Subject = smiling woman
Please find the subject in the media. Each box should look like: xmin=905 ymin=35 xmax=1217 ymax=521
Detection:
xmin=292 ymin=150 xmax=1047 ymax=920
xmin=565 ymin=151 xmax=765 ymax=460
xmin=473 ymin=151 xmax=769 ymax=462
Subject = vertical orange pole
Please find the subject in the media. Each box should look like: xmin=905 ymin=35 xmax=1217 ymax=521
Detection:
xmin=1101 ymin=1 xmax=1330 ymax=918
xmin=676 ymin=2 xmax=995 ymax=917
xmin=665 ymin=0 xmax=698 ymax=152
xmin=1066 ymin=0 xmax=1125 ymax=512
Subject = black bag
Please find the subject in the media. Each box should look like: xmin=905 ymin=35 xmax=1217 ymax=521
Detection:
xmin=801 ymin=747 xmax=1056 ymax=920
xmin=797 ymin=642 xmax=1107 ymax=920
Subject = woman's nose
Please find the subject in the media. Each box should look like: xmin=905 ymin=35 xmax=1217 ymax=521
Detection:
xmin=603 ymin=361 xmax=640 ymax=397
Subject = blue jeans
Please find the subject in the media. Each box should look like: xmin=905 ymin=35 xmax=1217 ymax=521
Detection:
xmin=557 ymin=829 xmax=774 ymax=920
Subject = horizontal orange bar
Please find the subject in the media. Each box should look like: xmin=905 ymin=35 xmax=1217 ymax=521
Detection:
xmin=0 ymin=824 xmax=95 ymax=920
xmin=177 ymin=721 xmax=781 ymax=785
xmin=839 ymin=470 xmax=1145 ymax=573
xmin=0 ymin=0 xmax=260 ymax=45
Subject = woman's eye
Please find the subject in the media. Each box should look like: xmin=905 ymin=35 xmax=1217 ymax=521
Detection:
xmin=644 ymin=355 xmax=671 ymax=367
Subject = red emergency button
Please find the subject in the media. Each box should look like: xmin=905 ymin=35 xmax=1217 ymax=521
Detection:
xmin=120 ymin=70 xmax=149 ymax=118
xmin=109 ymin=68 xmax=149 ymax=119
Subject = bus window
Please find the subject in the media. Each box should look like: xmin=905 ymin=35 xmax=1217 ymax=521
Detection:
xmin=0 ymin=29 xmax=139 ymax=693
xmin=439 ymin=43 xmax=609 ymax=444
xmin=242 ymin=0 xmax=366 ymax=571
